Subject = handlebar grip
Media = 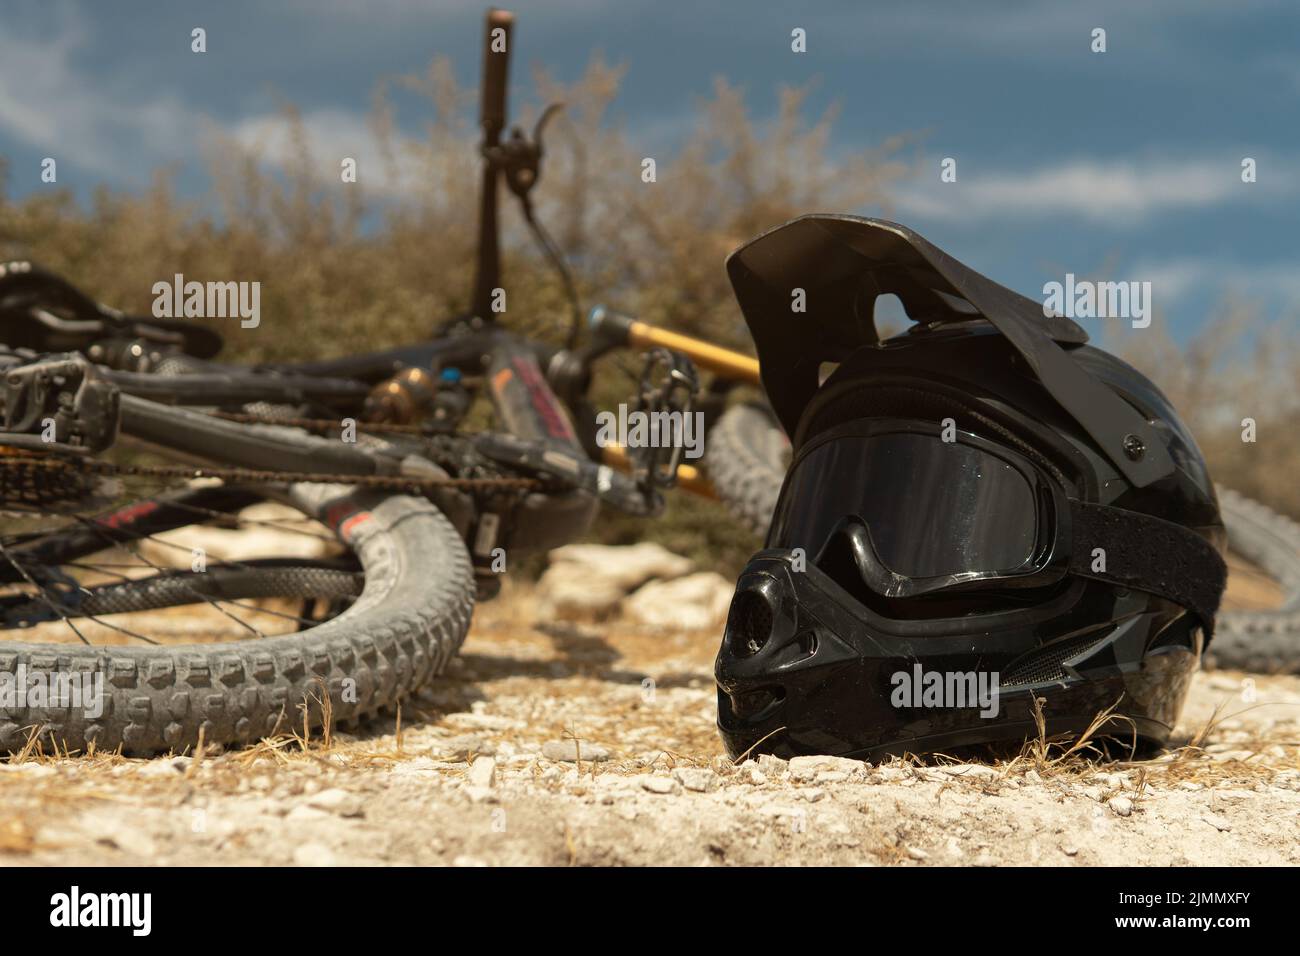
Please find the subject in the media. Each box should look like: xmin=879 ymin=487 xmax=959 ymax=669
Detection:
xmin=480 ymin=8 xmax=514 ymax=134
xmin=587 ymin=305 xmax=637 ymax=345
xmin=588 ymin=305 xmax=763 ymax=385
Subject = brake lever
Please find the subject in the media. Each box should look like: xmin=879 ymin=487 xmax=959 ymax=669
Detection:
xmin=483 ymin=101 xmax=563 ymax=202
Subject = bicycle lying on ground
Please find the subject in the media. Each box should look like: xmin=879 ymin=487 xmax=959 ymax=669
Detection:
xmin=0 ymin=8 xmax=764 ymax=755
xmin=2 ymin=9 xmax=1298 ymax=756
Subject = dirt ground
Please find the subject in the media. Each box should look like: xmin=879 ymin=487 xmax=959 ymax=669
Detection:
xmin=2 ymin=583 xmax=1298 ymax=867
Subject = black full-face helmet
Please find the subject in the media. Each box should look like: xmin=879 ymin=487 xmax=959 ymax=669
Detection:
xmin=716 ymin=216 xmax=1227 ymax=761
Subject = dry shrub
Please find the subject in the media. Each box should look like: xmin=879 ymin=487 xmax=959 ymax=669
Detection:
xmin=0 ymin=57 xmax=905 ymax=365
xmin=0 ymin=53 xmax=1293 ymax=553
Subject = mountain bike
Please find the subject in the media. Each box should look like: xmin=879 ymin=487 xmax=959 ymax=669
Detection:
xmin=0 ymin=9 xmax=768 ymax=756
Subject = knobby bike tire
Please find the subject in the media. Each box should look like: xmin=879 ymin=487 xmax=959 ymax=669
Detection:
xmin=0 ymin=484 xmax=475 ymax=755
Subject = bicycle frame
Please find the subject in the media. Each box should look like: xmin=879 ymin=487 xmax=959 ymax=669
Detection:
xmin=1 ymin=8 xmax=766 ymax=509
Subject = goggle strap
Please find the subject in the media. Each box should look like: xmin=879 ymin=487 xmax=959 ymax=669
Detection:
xmin=1069 ymin=500 xmax=1227 ymax=639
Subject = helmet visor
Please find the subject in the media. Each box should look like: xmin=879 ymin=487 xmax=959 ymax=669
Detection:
xmin=769 ymin=425 xmax=1053 ymax=582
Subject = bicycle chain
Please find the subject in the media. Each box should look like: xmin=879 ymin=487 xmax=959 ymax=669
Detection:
xmin=209 ymin=410 xmax=433 ymax=435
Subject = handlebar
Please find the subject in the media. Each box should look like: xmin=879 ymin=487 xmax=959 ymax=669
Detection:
xmin=480 ymin=8 xmax=513 ymax=138
xmin=587 ymin=306 xmax=762 ymax=385
xmin=469 ymin=8 xmax=515 ymax=324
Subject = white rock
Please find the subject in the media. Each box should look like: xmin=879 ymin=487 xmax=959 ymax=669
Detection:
xmin=641 ymin=775 xmax=680 ymax=795
xmin=542 ymin=740 xmax=610 ymax=762
xmin=308 ymin=788 xmax=365 ymax=817
xmin=939 ymin=764 xmax=1000 ymax=780
xmin=672 ymin=767 xmax=719 ymax=792
xmin=293 ymin=843 xmax=337 ymax=867
xmin=5 ymin=764 xmax=54 ymax=777
xmin=1272 ymin=770 xmax=1300 ymax=791
xmin=1202 ymin=813 xmax=1232 ymax=832
xmin=287 ymin=804 xmax=331 ymax=821
xmin=1108 ymin=796 xmax=1134 ymax=817
xmin=755 ymin=754 xmax=789 ymax=776
xmin=534 ymin=564 xmax=628 ymax=618
xmin=549 ymin=542 xmax=692 ymax=590
xmin=1210 ymin=789 xmax=1253 ymax=804
xmin=1208 ymin=749 xmax=1254 ymax=763
xmin=390 ymin=757 xmax=438 ymax=776
xmin=789 ymin=755 xmax=863 ymax=780
xmin=111 ymin=828 xmax=158 ymax=857
xmin=536 ymin=543 xmax=692 ymax=620
xmin=468 ymin=756 xmax=497 ymax=789
xmin=622 ymin=572 xmax=734 ymax=630
xmin=432 ymin=735 xmax=495 ymax=760
xmin=444 ymin=713 xmax=523 ymax=731
xmin=135 ymin=760 xmax=186 ymax=778
xmin=143 ymin=503 xmax=333 ymax=565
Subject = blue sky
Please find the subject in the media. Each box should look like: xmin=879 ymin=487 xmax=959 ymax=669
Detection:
xmin=2 ymin=0 xmax=1298 ymax=344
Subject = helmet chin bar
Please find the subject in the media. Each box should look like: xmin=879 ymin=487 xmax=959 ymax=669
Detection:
xmin=714 ymin=550 xmax=1201 ymax=761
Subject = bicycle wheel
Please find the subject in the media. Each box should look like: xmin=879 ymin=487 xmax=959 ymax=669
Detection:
xmin=707 ymin=402 xmax=1300 ymax=669
xmin=0 ymin=474 xmax=474 ymax=756
xmin=1205 ymin=488 xmax=1300 ymax=672
xmin=707 ymin=401 xmax=790 ymax=538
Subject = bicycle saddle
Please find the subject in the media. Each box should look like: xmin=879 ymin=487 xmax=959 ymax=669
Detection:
xmin=0 ymin=261 xmax=224 ymax=359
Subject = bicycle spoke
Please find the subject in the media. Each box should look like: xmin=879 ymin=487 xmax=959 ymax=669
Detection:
xmin=71 ymin=515 xmax=266 ymax=640
xmin=0 ymin=540 xmax=159 ymax=646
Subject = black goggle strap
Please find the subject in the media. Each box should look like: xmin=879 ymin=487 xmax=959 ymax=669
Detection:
xmin=1068 ymin=500 xmax=1227 ymax=639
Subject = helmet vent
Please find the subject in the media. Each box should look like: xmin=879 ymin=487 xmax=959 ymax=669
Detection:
xmin=1001 ymin=631 xmax=1112 ymax=687
xmin=727 ymin=589 xmax=774 ymax=656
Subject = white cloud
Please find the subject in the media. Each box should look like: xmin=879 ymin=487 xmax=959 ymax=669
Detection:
xmin=894 ymin=157 xmax=1297 ymax=225
xmin=1131 ymin=256 xmax=1300 ymax=310
xmin=0 ymin=6 xmax=202 ymax=177
xmin=228 ymin=108 xmax=463 ymax=199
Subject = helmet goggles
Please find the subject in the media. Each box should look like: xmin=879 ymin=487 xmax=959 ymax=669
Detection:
xmin=770 ymin=417 xmax=1224 ymax=629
